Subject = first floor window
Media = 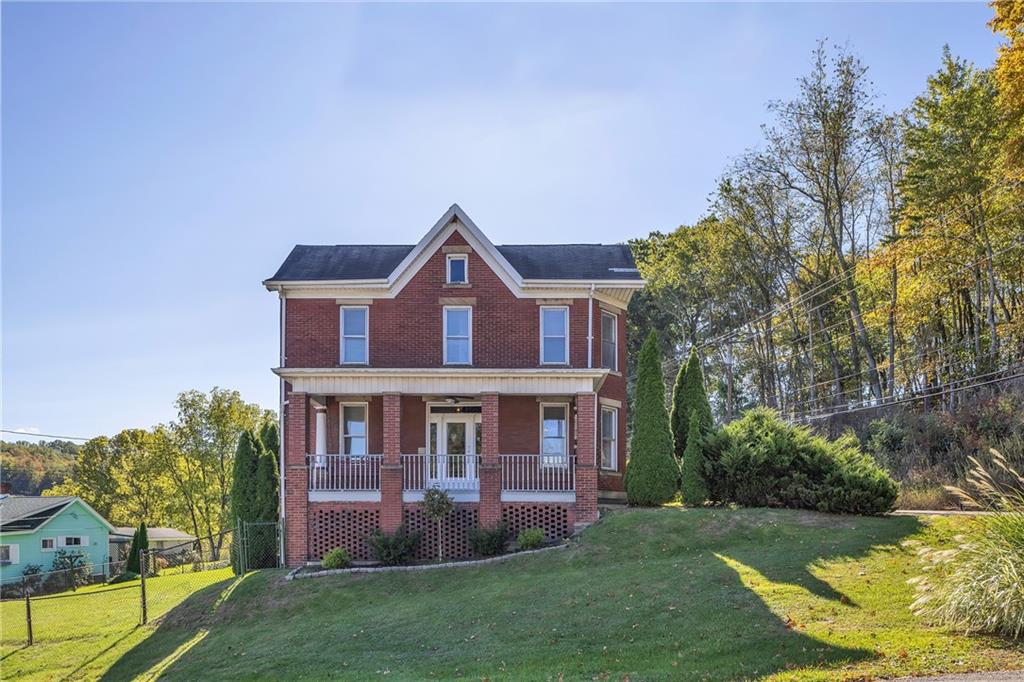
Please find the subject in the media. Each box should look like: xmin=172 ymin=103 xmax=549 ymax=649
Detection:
xmin=542 ymin=404 xmax=568 ymax=467
xmin=62 ymin=536 xmax=84 ymax=547
xmin=444 ymin=306 xmax=472 ymax=364
xmin=601 ymin=407 xmax=618 ymax=470
xmin=41 ymin=538 xmax=56 ymax=551
xmin=341 ymin=306 xmax=368 ymax=364
xmin=342 ymin=405 xmax=367 ymax=455
xmin=0 ymin=545 xmax=14 ymax=565
xmin=541 ymin=307 xmax=569 ymax=364
xmin=601 ymin=311 xmax=618 ymax=370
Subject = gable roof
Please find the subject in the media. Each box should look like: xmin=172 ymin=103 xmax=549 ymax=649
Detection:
xmin=0 ymin=495 xmax=76 ymax=532
xmin=264 ymin=204 xmax=641 ymax=284
xmin=0 ymin=495 xmax=116 ymax=534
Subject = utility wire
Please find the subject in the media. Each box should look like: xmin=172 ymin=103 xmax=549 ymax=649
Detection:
xmin=1 ymin=429 xmax=92 ymax=442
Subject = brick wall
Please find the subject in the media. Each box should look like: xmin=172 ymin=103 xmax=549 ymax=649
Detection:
xmin=284 ymin=392 xmax=309 ymax=566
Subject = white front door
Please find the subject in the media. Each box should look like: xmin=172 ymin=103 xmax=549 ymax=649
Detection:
xmin=428 ymin=412 xmax=479 ymax=489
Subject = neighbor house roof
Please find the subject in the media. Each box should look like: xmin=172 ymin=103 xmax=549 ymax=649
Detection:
xmin=0 ymin=495 xmax=77 ymax=532
xmin=267 ymin=242 xmax=640 ymax=282
xmin=111 ymin=527 xmax=197 ymax=542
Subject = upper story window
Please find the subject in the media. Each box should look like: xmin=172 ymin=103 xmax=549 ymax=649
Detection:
xmin=446 ymin=255 xmax=468 ymax=284
xmin=341 ymin=306 xmax=368 ymax=364
xmin=342 ymin=404 xmax=367 ymax=455
xmin=601 ymin=311 xmax=618 ymax=370
xmin=601 ymin=407 xmax=618 ymax=470
xmin=540 ymin=306 xmax=569 ymax=365
xmin=444 ymin=306 xmax=472 ymax=365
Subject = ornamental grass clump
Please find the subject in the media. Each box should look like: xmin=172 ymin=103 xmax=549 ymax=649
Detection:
xmin=908 ymin=448 xmax=1024 ymax=638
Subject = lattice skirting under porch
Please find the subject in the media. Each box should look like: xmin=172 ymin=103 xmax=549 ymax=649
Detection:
xmin=308 ymin=503 xmax=380 ymax=561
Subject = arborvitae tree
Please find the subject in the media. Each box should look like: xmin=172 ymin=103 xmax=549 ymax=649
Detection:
xmin=259 ymin=421 xmax=279 ymax=466
xmin=680 ymin=412 xmax=709 ymax=505
xmin=231 ymin=430 xmax=260 ymax=525
xmin=625 ymin=331 xmax=679 ymax=506
xmin=669 ymin=359 xmax=689 ymax=461
xmin=255 ymin=447 xmax=279 ymax=521
xmin=125 ymin=527 xmax=141 ymax=574
xmin=678 ymin=348 xmax=713 ymax=452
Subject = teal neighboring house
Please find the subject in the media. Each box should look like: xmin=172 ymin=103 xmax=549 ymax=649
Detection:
xmin=0 ymin=495 xmax=116 ymax=584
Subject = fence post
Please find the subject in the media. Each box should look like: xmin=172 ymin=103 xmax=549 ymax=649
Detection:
xmin=24 ymin=584 xmax=33 ymax=646
xmin=139 ymin=549 xmax=148 ymax=625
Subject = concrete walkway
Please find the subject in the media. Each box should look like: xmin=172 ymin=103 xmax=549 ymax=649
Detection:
xmin=890 ymin=671 xmax=1023 ymax=681
xmin=891 ymin=509 xmax=991 ymax=516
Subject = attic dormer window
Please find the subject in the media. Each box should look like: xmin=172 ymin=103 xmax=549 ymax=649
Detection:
xmin=446 ymin=255 xmax=468 ymax=284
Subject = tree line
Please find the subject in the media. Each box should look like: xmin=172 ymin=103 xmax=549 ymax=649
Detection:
xmin=628 ymin=9 xmax=1024 ymax=428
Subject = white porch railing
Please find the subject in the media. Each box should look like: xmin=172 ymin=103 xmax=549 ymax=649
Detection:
xmin=501 ymin=454 xmax=576 ymax=493
xmin=402 ymin=454 xmax=480 ymax=492
xmin=307 ymin=454 xmax=382 ymax=491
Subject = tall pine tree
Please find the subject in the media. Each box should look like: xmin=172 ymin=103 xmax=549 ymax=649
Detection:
xmin=625 ymin=331 xmax=679 ymax=506
xmin=677 ymin=349 xmax=713 ymax=453
xmin=680 ymin=412 xmax=709 ymax=504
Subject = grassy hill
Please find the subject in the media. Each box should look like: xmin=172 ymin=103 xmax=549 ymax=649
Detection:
xmin=90 ymin=508 xmax=1023 ymax=681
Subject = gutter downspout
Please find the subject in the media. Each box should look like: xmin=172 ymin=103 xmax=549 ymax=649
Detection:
xmin=278 ymin=290 xmax=286 ymax=566
xmin=587 ymin=284 xmax=595 ymax=369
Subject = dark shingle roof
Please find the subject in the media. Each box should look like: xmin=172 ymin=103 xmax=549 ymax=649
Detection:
xmin=0 ymin=495 xmax=75 ymax=532
xmin=266 ymin=243 xmax=640 ymax=282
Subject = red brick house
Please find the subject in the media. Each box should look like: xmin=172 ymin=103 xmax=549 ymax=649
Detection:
xmin=264 ymin=205 xmax=644 ymax=566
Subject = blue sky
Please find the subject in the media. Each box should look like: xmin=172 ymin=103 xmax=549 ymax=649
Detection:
xmin=1 ymin=2 xmax=1003 ymax=443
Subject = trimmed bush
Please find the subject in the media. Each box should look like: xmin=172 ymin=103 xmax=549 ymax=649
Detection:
xmin=669 ymin=357 xmax=688 ymax=461
xmin=367 ymin=525 xmax=421 ymax=566
xmin=321 ymin=547 xmax=352 ymax=570
xmin=625 ymin=331 xmax=680 ymax=506
xmin=672 ymin=349 xmax=713 ymax=459
xmin=423 ymin=488 xmax=455 ymax=561
xmin=468 ymin=521 xmax=508 ymax=556
xmin=125 ymin=522 xmax=149 ymax=575
xmin=703 ymin=407 xmax=898 ymax=515
xmin=680 ymin=412 xmax=709 ymax=505
xmin=517 ymin=527 xmax=545 ymax=550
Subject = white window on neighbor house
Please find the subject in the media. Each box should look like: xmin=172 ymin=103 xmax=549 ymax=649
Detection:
xmin=601 ymin=311 xmax=618 ymax=371
xmin=446 ymin=254 xmax=468 ymax=284
xmin=541 ymin=404 xmax=569 ymax=467
xmin=540 ymin=306 xmax=569 ymax=365
xmin=342 ymin=404 xmax=368 ymax=456
xmin=340 ymin=306 xmax=369 ymax=364
xmin=41 ymin=537 xmax=56 ymax=552
xmin=601 ymin=407 xmax=618 ymax=470
xmin=444 ymin=306 xmax=472 ymax=365
xmin=0 ymin=544 xmax=17 ymax=565
xmin=61 ymin=536 xmax=86 ymax=547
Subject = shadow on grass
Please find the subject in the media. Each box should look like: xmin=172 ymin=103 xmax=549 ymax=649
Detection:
xmin=96 ymin=511 xmax=926 ymax=680
xmin=99 ymin=576 xmax=240 ymax=682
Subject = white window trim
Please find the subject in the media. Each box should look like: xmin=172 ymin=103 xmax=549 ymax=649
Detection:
xmin=41 ymin=537 xmax=57 ymax=552
xmin=601 ymin=406 xmax=618 ymax=471
xmin=446 ymin=254 xmax=468 ymax=284
xmin=339 ymin=401 xmax=370 ymax=457
xmin=59 ymin=536 xmax=87 ymax=548
xmin=340 ymin=306 xmax=370 ymax=365
xmin=0 ymin=544 xmax=17 ymax=565
xmin=539 ymin=306 xmax=570 ymax=366
xmin=443 ymin=306 xmax=473 ymax=365
xmin=539 ymin=402 xmax=570 ymax=468
xmin=601 ymin=310 xmax=618 ymax=371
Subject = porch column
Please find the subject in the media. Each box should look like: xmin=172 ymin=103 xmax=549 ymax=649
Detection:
xmin=479 ymin=392 xmax=501 ymax=528
xmin=574 ymin=392 xmax=599 ymax=526
xmin=380 ymin=392 xmax=403 ymax=533
xmin=314 ymin=404 xmax=327 ymax=456
xmin=284 ymin=391 xmax=309 ymax=566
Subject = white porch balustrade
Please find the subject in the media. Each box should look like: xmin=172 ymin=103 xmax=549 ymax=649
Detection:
xmin=307 ymin=454 xmax=383 ymax=492
xmin=500 ymin=454 xmax=576 ymax=496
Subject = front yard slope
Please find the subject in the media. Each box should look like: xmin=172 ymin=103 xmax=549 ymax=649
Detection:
xmin=105 ymin=508 xmax=1023 ymax=681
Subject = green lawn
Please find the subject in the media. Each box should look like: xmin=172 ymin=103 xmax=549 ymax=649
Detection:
xmin=4 ymin=509 xmax=1024 ymax=681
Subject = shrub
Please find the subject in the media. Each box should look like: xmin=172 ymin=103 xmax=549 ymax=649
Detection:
xmin=423 ymin=488 xmax=455 ymax=562
xmin=517 ymin=527 xmax=545 ymax=550
xmin=107 ymin=571 xmax=140 ymax=585
xmin=367 ymin=525 xmax=421 ymax=566
xmin=321 ymin=547 xmax=351 ymax=570
xmin=909 ymin=448 xmax=1024 ymax=638
xmin=897 ymin=482 xmax=956 ymax=510
xmin=703 ymin=407 xmax=898 ymax=515
xmin=625 ymin=331 xmax=680 ymax=506
xmin=680 ymin=412 xmax=709 ymax=505
xmin=468 ymin=522 xmax=508 ymax=556
xmin=21 ymin=564 xmax=43 ymax=595
xmin=50 ymin=550 xmax=91 ymax=590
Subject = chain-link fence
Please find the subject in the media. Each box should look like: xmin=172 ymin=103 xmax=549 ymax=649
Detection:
xmin=0 ymin=525 xmax=278 ymax=679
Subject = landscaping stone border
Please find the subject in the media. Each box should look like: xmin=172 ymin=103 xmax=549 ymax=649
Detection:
xmin=285 ymin=542 xmax=569 ymax=581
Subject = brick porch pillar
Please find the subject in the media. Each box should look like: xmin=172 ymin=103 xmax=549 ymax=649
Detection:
xmin=380 ymin=392 xmax=403 ymax=533
xmin=284 ymin=391 xmax=309 ymax=566
xmin=574 ymin=392 xmax=599 ymax=527
xmin=479 ymin=392 xmax=501 ymax=528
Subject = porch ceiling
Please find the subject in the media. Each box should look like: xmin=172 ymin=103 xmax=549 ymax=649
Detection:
xmin=273 ymin=367 xmax=610 ymax=395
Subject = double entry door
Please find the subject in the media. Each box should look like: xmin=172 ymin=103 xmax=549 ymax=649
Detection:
xmin=427 ymin=410 xmax=480 ymax=489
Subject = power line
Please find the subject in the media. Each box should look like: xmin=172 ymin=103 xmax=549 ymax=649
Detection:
xmin=0 ymin=429 xmax=92 ymax=442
